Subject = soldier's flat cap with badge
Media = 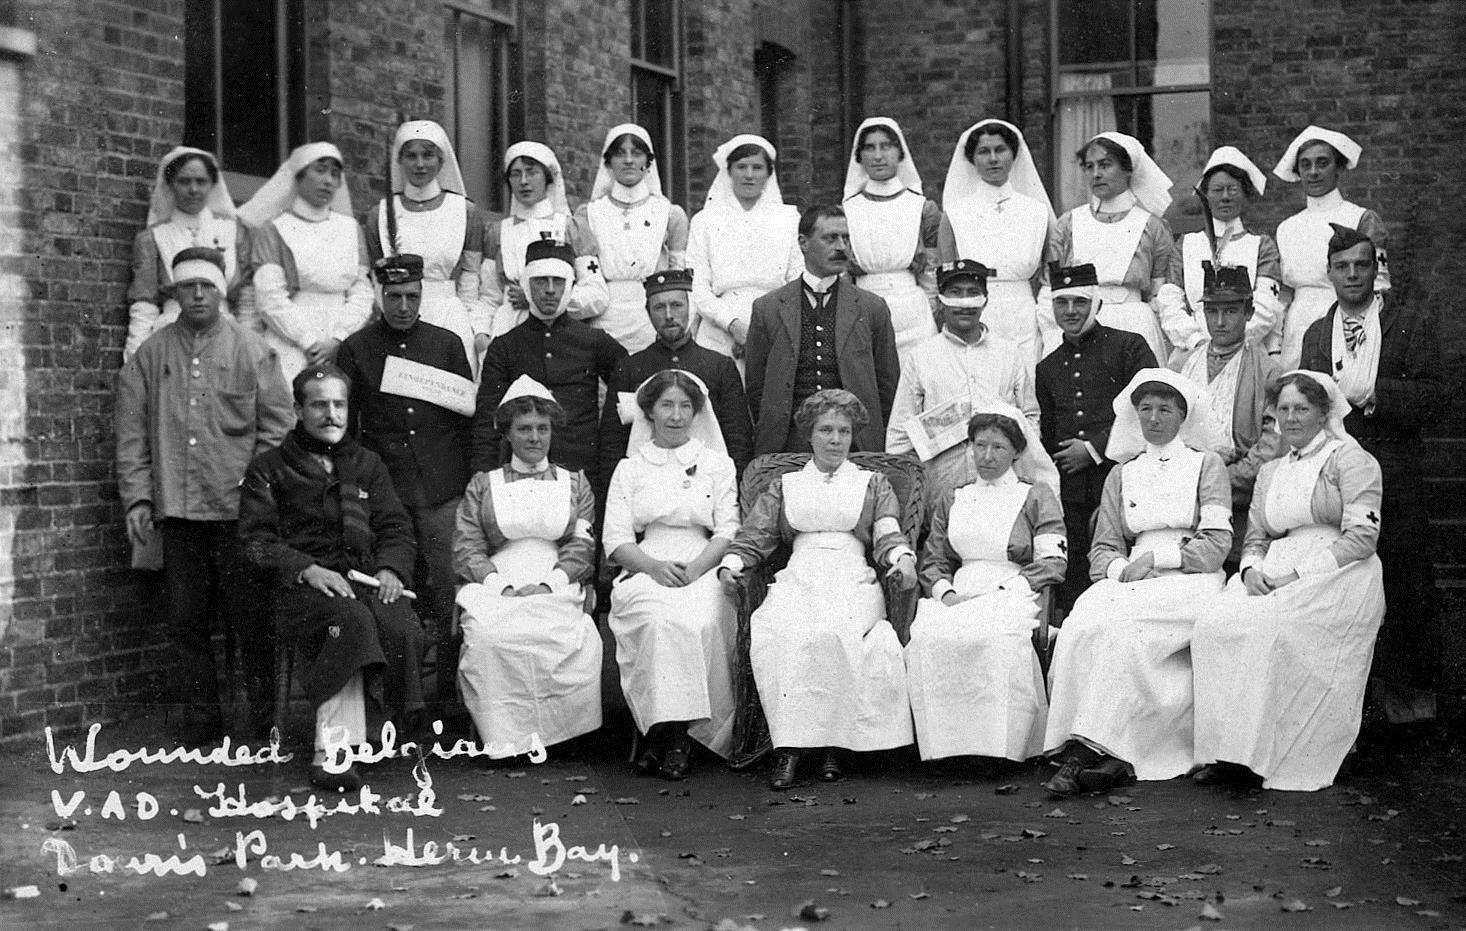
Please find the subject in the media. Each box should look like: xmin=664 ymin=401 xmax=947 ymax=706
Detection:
xmin=1200 ymin=261 xmax=1253 ymax=303
xmin=643 ymin=267 xmax=693 ymax=297
xmin=1048 ymin=262 xmax=1099 ymax=294
xmin=372 ymin=252 xmax=425 ymax=284
xmin=936 ymin=259 xmax=993 ymax=292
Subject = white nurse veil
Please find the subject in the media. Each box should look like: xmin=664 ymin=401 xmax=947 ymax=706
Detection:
xmin=389 ymin=119 xmax=467 ymax=196
xmin=1272 ymin=126 xmax=1363 ymax=183
xmin=1088 ymin=131 xmax=1174 ymax=216
xmin=237 ymin=141 xmax=355 ymax=227
xmin=943 ymin=118 xmax=1056 ymax=222
xmin=843 ymin=117 xmax=923 ymax=199
xmin=1106 ymin=368 xmax=1212 ymax=462
xmin=503 ymin=140 xmax=571 ymax=217
xmin=147 ymin=147 xmax=237 ymax=227
xmin=622 ymin=370 xmax=728 ymax=456
xmin=969 ymin=399 xmax=1061 ymax=502
xmin=591 ymin=123 xmax=665 ymax=201
xmin=1281 ymin=369 xmax=1356 ymax=444
xmin=705 ymin=134 xmax=784 ymax=210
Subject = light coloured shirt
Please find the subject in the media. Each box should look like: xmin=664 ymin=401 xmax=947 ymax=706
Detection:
xmin=886 ymin=325 xmax=1039 ymax=454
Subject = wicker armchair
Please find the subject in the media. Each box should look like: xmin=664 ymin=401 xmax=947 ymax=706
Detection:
xmin=727 ymin=451 xmax=925 ymax=770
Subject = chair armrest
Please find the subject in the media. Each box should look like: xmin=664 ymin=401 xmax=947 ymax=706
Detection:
xmin=881 ymin=572 xmax=920 ymax=647
xmin=729 ymin=566 xmax=774 ymax=770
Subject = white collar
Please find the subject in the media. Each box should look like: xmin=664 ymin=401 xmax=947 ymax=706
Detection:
xmin=512 ymin=196 xmax=556 ymax=221
xmin=509 ymin=455 xmax=549 ymax=475
xmin=941 ymin=324 xmax=987 ymax=347
xmin=169 ymin=206 xmax=209 ymax=229
xmin=1339 ymin=294 xmax=1381 ymax=321
xmin=862 ymin=176 xmax=906 ymax=197
xmin=1211 ymin=217 xmax=1246 ymax=239
xmin=640 ymin=436 xmax=704 ymax=466
xmin=610 ymin=179 xmax=651 ymax=205
xmin=802 ymin=270 xmax=838 ymax=294
xmin=971 ymin=179 xmax=1015 ymax=207
xmin=1091 ymin=190 xmax=1138 ymax=214
xmin=403 ymin=179 xmax=443 ymax=202
xmin=1290 ymin=430 xmax=1331 ymax=459
xmin=1305 ymin=188 xmax=1346 ymax=212
xmin=289 ymin=197 xmax=333 ymax=223
xmin=974 ymin=467 xmax=1019 ymax=488
xmin=802 ymin=457 xmax=858 ymax=481
xmin=1144 ymin=437 xmax=1189 ymax=462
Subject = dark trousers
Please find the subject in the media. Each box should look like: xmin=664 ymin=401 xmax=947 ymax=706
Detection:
xmin=1366 ymin=444 xmax=1440 ymax=693
xmin=404 ymin=494 xmax=460 ymax=703
xmin=160 ymin=518 xmax=270 ymax=734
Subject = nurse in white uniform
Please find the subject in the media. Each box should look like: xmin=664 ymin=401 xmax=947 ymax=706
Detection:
xmin=1039 ymin=132 xmax=1186 ymax=365
xmin=1042 ymin=368 xmax=1232 ymax=796
xmin=687 ymin=134 xmax=802 ymax=373
xmin=938 ymin=118 xmax=1054 ymax=369
xmin=1271 ymin=126 xmax=1390 ymax=369
xmin=366 ymin=120 xmax=492 ymax=374
xmin=241 ymin=142 xmax=373 ymax=384
xmin=575 ymin=123 xmax=689 ymax=353
xmin=842 ymin=117 xmax=942 ymax=362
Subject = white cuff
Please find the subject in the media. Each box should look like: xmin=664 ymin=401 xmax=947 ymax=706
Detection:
xmin=1083 ymin=441 xmax=1103 ymax=465
xmin=573 ymin=518 xmax=594 ymax=540
xmin=1296 ymin=548 xmax=1338 ymax=577
xmin=1239 ymin=553 xmax=1263 ymax=572
xmin=887 ymin=546 xmax=915 ymax=567
xmin=931 ymin=579 xmax=955 ymax=602
xmin=717 ymin=554 xmax=744 ymax=574
xmin=1105 ymin=558 xmax=1127 ymax=581
xmin=548 ymin=568 xmax=571 ymax=590
xmin=1150 ymin=541 xmax=1183 ymax=571
xmin=874 ymin=516 xmax=903 ymax=538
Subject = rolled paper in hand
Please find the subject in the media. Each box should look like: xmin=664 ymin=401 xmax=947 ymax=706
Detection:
xmin=347 ymin=569 xmax=418 ymax=600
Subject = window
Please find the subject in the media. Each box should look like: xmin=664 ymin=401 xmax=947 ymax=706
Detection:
xmin=184 ymin=0 xmax=307 ymax=185
xmin=754 ymin=43 xmax=794 ymax=152
xmin=630 ymin=0 xmax=683 ymax=203
xmin=1052 ymin=0 xmax=1210 ymax=219
xmin=444 ymin=1 xmax=523 ymax=212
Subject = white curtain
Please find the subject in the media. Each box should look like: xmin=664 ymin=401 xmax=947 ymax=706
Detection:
xmin=1056 ymin=73 xmax=1117 ymax=211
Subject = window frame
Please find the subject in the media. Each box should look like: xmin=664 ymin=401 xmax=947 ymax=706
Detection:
xmin=443 ymin=0 xmax=522 ymax=212
xmin=629 ymin=0 xmax=685 ymax=204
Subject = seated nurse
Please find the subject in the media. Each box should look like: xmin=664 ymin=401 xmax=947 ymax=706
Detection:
xmin=907 ymin=405 xmax=1066 ymax=764
xmin=1042 ymin=368 xmax=1232 ymax=797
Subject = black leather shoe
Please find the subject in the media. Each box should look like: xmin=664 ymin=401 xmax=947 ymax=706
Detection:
xmin=1078 ymin=757 xmax=1135 ymax=793
xmin=1192 ymin=764 xmax=1226 ymax=785
xmin=1041 ymin=757 xmax=1085 ymax=797
xmin=768 ymin=750 xmax=801 ymax=790
xmin=634 ymin=740 xmax=664 ymax=776
xmin=660 ymin=735 xmax=692 ymax=781
xmin=818 ymin=749 xmax=844 ymax=782
xmin=310 ymin=764 xmax=363 ymax=794
xmin=1193 ymin=762 xmax=1260 ymax=788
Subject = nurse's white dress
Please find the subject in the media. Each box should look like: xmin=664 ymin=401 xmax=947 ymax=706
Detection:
xmin=907 ymin=470 xmax=1066 ymax=761
xmin=603 ymin=437 xmax=740 ymax=758
xmin=453 ymin=463 xmax=603 ymax=757
xmin=727 ymin=460 xmax=915 ymax=751
xmin=1043 ymin=433 xmax=1233 ymax=781
xmin=1192 ymin=430 xmax=1385 ymax=791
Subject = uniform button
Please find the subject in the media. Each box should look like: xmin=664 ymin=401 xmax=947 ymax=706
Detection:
xmin=1076 ymin=391 xmax=1083 ymax=397
xmin=189 ymin=398 xmax=197 ymax=406
xmin=816 ymin=325 xmax=824 ymax=332
xmin=815 ymin=341 xmax=822 ymax=348
xmin=406 ymin=406 xmax=414 ymax=414
xmin=1078 ymin=430 xmax=1086 ymax=436
xmin=191 ymin=370 xmax=201 ymax=379
xmin=399 ymin=343 xmax=407 ymax=349
xmin=1073 ymin=372 xmax=1080 ymax=378
xmin=188 ymin=437 xmax=197 ymax=446
xmin=408 ymin=429 xmax=416 ymax=436
xmin=545 ymin=352 xmax=552 ymax=358
xmin=671 ymin=356 xmax=679 ymax=363
xmin=1076 ymin=410 xmax=1084 ymax=417
xmin=191 ymin=357 xmax=200 ymax=365
xmin=1075 ymin=353 xmax=1082 ymax=360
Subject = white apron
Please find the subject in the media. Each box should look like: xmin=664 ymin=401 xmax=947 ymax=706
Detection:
xmin=379 ymin=195 xmax=477 ymax=374
xmin=1069 ymin=208 xmax=1167 ymax=363
xmin=1192 ymin=441 xmax=1385 ymax=791
xmin=1043 ymin=450 xmax=1224 ymax=780
xmin=946 ymin=189 xmax=1048 ymax=367
xmin=608 ymin=523 xmax=738 ymax=758
xmin=749 ymin=468 xmax=914 ymax=751
xmin=267 ymin=212 xmax=362 ymax=384
xmin=456 ymin=470 xmax=602 ymax=757
xmin=1274 ymin=200 xmax=1366 ymax=368
xmin=494 ymin=212 xmax=572 ymax=339
xmin=586 ymin=196 xmax=671 ymax=353
xmin=845 ymin=191 xmax=935 ymax=359
xmin=906 ymin=481 xmax=1046 ymax=761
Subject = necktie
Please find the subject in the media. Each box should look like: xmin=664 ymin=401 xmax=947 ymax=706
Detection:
xmin=1342 ymin=315 xmax=1364 ymax=353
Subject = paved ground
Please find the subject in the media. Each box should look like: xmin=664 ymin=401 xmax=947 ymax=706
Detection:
xmin=1 ymin=711 xmax=1463 ymax=930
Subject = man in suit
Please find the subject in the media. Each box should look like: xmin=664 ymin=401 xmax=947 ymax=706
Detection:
xmin=1301 ymin=223 xmax=1448 ymax=726
xmin=598 ymin=268 xmax=753 ymax=484
xmin=745 ymin=204 xmax=901 ymax=455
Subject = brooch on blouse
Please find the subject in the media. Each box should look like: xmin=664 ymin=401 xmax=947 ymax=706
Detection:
xmin=682 ymin=464 xmax=697 ymax=489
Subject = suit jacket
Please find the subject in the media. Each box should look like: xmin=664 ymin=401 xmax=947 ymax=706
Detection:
xmin=745 ymin=275 xmax=900 ymax=455
xmin=1299 ymin=299 xmax=1446 ymax=458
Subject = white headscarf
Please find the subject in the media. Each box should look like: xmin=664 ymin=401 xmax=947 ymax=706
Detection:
xmin=389 ymin=120 xmax=466 ymax=198
xmin=503 ymin=141 xmax=570 ymax=219
xmin=237 ymin=142 xmax=353 ymax=227
xmin=1106 ymin=368 xmax=1211 ymax=462
xmin=1272 ymin=126 xmax=1362 ymax=183
xmin=147 ymin=147 xmax=236 ymax=227
xmin=623 ymin=370 xmax=728 ymax=456
xmin=968 ymin=400 xmax=1060 ymax=503
xmin=1281 ymin=369 xmax=1355 ymax=444
xmin=521 ymin=248 xmax=575 ymax=322
xmin=943 ymin=118 xmax=1055 ymax=222
xmin=498 ymin=373 xmax=559 ymax=408
xmin=1087 ymin=131 xmax=1173 ymax=216
xmin=1200 ymin=145 xmax=1267 ymax=198
xmin=705 ymin=134 xmax=785 ymax=211
xmin=591 ymin=123 xmax=664 ymax=201
xmin=843 ymin=117 xmax=922 ymax=200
